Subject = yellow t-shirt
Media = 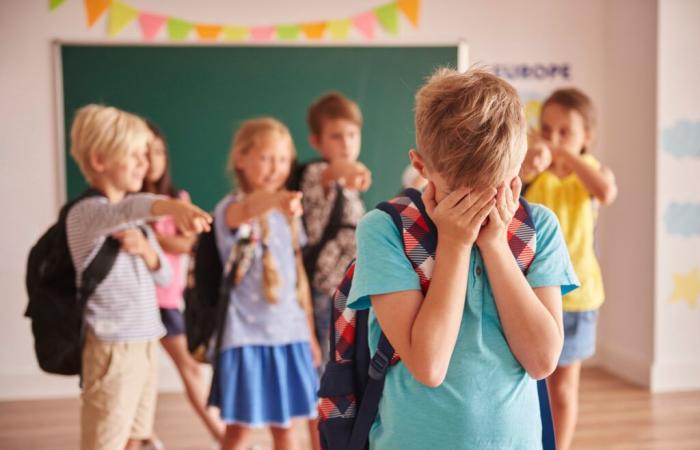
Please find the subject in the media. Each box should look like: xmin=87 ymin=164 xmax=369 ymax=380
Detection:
xmin=524 ymin=154 xmax=604 ymax=311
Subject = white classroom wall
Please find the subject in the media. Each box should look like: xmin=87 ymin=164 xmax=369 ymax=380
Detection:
xmin=595 ymin=0 xmax=658 ymax=388
xmin=2 ymin=0 xmax=694 ymax=400
xmin=652 ymin=0 xmax=700 ymax=392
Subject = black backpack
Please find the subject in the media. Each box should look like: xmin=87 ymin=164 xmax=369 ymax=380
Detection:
xmin=24 ymin=190 xmax=120 ymax=376
xmin=185 ymin=216 xmax=269 ymax=365
xmin=183 ymin=222 xmax=227 ymax=362
xmin=287 ymin=159 xmax=354 ymax=283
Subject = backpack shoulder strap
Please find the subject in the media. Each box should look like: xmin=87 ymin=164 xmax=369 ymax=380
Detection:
xmin=377 ymin=188 xmax=436 ymax=294
xmin=508 ymin=197 xmax=537 ymax=273
xmin=66 ymin=189 xmax=121 ymax=302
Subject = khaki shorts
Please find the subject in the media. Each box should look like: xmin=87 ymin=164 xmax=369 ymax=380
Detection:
xmin=81 ymin=331 xmax=159 ymax=450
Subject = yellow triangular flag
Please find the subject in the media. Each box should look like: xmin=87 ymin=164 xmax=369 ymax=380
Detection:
xmin=398 ymin=0 xmax=420 ymax=27
xmin=222 ymin=26 xmax=249 ymax=41
xmin=85 ymin=0 xmax=112 ymax=27
xmin=108 ymin=1 xmax=138 ymax=36
xmin=328 ymin=19 xmax=352 ymax=40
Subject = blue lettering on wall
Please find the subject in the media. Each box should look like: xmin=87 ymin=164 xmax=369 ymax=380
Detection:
xmin=494 ymin=64 xmax=571 ymax=80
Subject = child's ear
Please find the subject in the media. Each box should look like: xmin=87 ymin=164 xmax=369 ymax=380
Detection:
xmin=583 ymin=128 xmax=594 ymax=149
xmin=233 ymin=152 xmax=245 ymax=170
xmin=89 ymin=152 xmax=106 ymax=174
xmin=308 ymin=134 xmax=321 ymax=152
xmin=409 ymin=149 xmax=428 ymax=179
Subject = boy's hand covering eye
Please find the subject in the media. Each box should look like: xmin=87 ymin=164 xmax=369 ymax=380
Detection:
xmin=423 ymin=181 xmax=497 ymax=249
xmin=476 ymin=177 xmax=522 ymax=249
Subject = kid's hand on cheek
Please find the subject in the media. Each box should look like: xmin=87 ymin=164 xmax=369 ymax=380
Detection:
xmin=423 ymin=181 xmax=496 ymax=250
xmin=476 ymin=177 xmax=522 ymax=249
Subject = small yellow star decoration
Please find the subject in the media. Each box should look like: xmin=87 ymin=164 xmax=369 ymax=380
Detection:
xmin=669 ymin=267 xmax=700 ymax=309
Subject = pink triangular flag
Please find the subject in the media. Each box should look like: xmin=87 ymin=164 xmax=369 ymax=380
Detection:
xmin=250 ymin=26 xmax=275 ymax=41
xmin=353 ymin=11 xmax=376 ymax=40
xmin=139 ymin=12 xmax=167 ymax=40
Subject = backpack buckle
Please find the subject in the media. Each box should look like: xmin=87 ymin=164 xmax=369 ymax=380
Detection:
xmin=368 ymin=348 xmax=390 ymax=380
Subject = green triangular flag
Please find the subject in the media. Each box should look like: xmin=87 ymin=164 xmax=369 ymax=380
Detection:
xmin=375 ymin=3 xmax=399 ymax=35
xmin=108 ymin=1 xmax=139 ymax=37
xmin=49 ymin=0 xmax=66 ymax=11
xmin=167 ymin=18 xmax=193 ymax=41
xmin=277 ymin=24 xmax=301 ymax=41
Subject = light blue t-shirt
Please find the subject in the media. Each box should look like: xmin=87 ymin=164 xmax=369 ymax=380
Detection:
xmin=213 ymin=195 xmax=310 ymax=351
xmin=347 ymin=203 xmax=579 ymax=450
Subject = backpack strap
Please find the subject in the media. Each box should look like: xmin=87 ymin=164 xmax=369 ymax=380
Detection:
xmin=67 ymin=188 xmax=122 ymax=303
xmin=303 ymin=183 xmax=352 ymax=280
xmin=508 ymin=196 xmax=537 ymax=274
xmin=347 ymin=333 xmax=394 ymax=450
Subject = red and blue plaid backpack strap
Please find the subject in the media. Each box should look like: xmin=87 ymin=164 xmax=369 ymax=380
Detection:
xmin=331 ymin=263 xmax=357 ymax=364
xmin=508 ymin=197 xmax=537 ymax=273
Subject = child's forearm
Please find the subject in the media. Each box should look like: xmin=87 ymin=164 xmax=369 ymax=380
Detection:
xmin=381 ymin=242 xmax=472 ymax=387
xmin=142 ymin=246 xmax=161 ymax=270
xmin=156 ymin=234 xmax=195 ymax=255
xmin=480 ymin=242 xmax=563 ymax=379
xmin=224 ymin=194 xmax=276 ymax=229
xmin=71 ymin=194 xmax=161 ymax=240
xmin=561 ymin=152 xmax=617 ymax=204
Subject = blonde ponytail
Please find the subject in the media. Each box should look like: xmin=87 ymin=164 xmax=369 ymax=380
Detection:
xmin=289 ymin=217 xmax=312 ymax=314
xmin=259 ymin=214 xmax=281 ymax=304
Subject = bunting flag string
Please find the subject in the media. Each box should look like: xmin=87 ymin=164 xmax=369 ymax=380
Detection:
xmin=51 ymin=0 xmax=420 ymax=42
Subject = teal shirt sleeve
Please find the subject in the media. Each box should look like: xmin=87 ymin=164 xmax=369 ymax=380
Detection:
xmin=347 ymin=209 xmax=421 ymax=310
xmin=526 ymin=203 xmax=580 ymax=295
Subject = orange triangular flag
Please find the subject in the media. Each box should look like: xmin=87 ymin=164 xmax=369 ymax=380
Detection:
xmin=85 ymin=0 xmax=112 ymax=27
xmin=398 ymin=0 xmax=420 ymax=27
xmin=302 ymin=22 xmax=327 ymax=40
xmin=195 ymin=24 xmax=222 ymax=41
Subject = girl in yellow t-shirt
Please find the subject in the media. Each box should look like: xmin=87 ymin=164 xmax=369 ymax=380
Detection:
xmin=520 ymin=88 xmax=618 ymax=450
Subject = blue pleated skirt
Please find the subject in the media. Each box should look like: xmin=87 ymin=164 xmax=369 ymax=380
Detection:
xmin=209 ymin=342 xmax=318 ymax=428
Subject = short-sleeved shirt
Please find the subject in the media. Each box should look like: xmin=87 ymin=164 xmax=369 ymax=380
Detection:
xmin=151 ymin=190 xmax=190 ymax=310
xmin=524 ymin=154 xmax=604 ymax=311
xmin=299 ymin=161 xmax=365 ymax=296
xmin=213 ymin=195 xmax=311 ymax=351
xmin=347 ymin=203 xmax=578 ymax=450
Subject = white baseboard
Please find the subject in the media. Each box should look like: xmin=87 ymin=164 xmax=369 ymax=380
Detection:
xmin=595 ymin=343 xmax=652 ymax=388
xmin=651 ymin=360 xmax=700 ymax=392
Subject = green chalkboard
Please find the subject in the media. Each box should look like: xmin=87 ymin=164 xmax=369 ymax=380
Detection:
xmin=61 ymin=45 xmax=457 ymax=210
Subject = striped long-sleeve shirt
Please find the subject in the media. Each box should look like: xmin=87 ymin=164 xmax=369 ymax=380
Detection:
xmin=66 ymin=193 xmax=170 ymax=342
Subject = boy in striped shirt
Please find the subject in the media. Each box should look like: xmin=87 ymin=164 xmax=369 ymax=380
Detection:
xmin=66 ymin=104 xmax=211 ymax=450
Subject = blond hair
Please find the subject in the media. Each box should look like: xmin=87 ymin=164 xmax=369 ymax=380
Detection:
xmin=70 ymin=104 xmax=150 ymax=184
xmin=415 ymin=68 xmax=527 ymax=189
xmin=226 ymin=117 xmax=310 ymax=307
xmin=307 ymin=91 xmax=363 ymax=136
xmin=227 ymin=117 xmax=296 ymax=192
